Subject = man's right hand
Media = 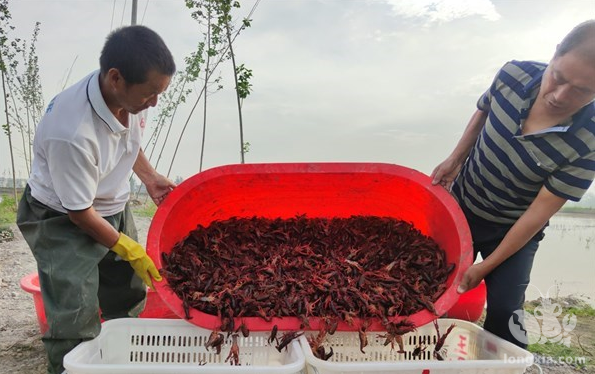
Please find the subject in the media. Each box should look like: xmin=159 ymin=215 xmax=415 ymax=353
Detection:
xmin=111 ymin=233 xmax=162 ymax=289
xmin=431 ymin=156 xmax=462 ymax=191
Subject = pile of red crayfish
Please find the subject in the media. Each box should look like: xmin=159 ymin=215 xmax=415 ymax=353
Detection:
xmin=162 ymin=215 xmax=454 ymax=333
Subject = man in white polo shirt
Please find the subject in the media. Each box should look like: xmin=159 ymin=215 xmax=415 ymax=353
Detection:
xmin=17 ymin=25 xmax=176 ymax=374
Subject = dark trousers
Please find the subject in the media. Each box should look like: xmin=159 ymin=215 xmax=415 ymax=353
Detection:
xmin=467 ymin=215 xmax=544 ymax=349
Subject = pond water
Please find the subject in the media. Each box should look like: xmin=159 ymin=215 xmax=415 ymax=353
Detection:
xmin=513 ymin=212 xmax=595 ymax=304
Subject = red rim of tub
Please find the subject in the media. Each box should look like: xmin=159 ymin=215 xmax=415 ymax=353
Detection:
xmin=20 ymin=272 xmax=38 ymax=293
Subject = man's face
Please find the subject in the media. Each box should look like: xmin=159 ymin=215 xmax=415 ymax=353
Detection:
xmin=540 ymin=50 xmax=595 ymax=119
xmin=116 ymin=69 xmax=171 ymax=114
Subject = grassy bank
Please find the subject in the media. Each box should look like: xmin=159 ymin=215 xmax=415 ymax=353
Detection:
xmin=0 ymin=194 xmax=18 ymax=225
xmin=0 ymin=193 xmax=157 ymax=241
xmin=129 ymin=195 xmax=157 ymax=217
xmin=0 ymin=194 xmax=157 ymax=221
xmin=0 ymin=194 xmax=19 ymax=241
xmin=522 ymin=297 xmax=595 ymax=370
xmin=558 ymin=206 xmax=595 ymax=215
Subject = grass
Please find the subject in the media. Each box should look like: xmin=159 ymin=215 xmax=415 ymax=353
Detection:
xmin=0 ymin=194 xmax=19 ymax=225
xmin=467 ymin=297 xmax=594 ymax=369
xmin=524 ymin=296 xmax=594 ymax=370
xmin=0 ymin=194 xmax=158 ymax=220
xmin=559 ymin=206 xmax=595 ymax=214
xmin=528 ymin=341 xmax=589 ymax=369
xmin=528 ymin=341 xmax=579 ymax=356
xmin=0 ymin=194 xmax=17 ymax=242
xmin=0 ymin=194 xmax=19 ymax=241
xmin=524 ymin=297 xmax=595 ymax=316
xmin=0 ymin=193 xmax=157 ymax=243
xmin=129 ymin=196 xmax=157 ymax=217
xmin=566 ymin=305 xmax=595 ymax=317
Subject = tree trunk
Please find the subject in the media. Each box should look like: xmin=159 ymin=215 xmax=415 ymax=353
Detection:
xmin=200 ymin=10 xmax=212 ymax=172
xmin=1 ymin=69 xmax=19 ymax=209
xmin=226 ymin=23 xmax=245 ymax=164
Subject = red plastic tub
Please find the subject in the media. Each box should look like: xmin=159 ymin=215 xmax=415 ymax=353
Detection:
xmin=20 ymin=272 xmax=48 ymax=334
xmin=445 ymin=280 xmax=486 ymax=322
xmin=20 ymin=272 xmax=177 ymax=335
xmin=147 ymin=162 xmax=474 ymax=331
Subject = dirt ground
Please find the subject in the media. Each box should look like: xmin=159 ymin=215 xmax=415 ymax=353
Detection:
xmin=0 ymin=216 xmax=150 ymax=374
xmin=0 ymin=215 xmax=592 ymax=373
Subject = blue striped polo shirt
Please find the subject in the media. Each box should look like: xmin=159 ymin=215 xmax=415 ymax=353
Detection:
xmin=452 ymin=60 xmax=595 ymax=225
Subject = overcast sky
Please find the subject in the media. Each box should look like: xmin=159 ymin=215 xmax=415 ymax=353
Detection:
xmin=2 ymin=0 xmax=594 ymax=187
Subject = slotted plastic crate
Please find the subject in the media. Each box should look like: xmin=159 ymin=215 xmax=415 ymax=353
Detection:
xmin=299 ymin=319 xmax=533 ymax=374
xmin=63 ymin=318 xmax=305 ymax=374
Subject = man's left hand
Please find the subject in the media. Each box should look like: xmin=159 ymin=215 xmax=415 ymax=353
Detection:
xmin=145 ymin=174 xmax=177 ymax=206
xmin=457 ymin=262 xmax=489 ymax=294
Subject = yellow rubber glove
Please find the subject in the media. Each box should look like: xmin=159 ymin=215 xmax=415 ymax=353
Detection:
xmin=111 ymin=233 xmax=162 ymax=289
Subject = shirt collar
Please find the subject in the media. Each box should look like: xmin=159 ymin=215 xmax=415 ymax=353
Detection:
xmin=86 ymin=70 xmax=127 ymax=133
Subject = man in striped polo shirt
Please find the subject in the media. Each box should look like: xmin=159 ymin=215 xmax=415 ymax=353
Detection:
xmin=432 ymin=20 xmax=595 ymax=347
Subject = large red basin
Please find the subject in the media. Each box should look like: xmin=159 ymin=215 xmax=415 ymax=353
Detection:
xmin=147 ymin=163 xmax=473 ymax=331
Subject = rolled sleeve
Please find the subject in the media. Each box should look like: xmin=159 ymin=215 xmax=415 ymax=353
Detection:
xmin=546 ymin=152 xmax=595 ymax=201
xmin=477 ymin=91 xmax=491 ymax=112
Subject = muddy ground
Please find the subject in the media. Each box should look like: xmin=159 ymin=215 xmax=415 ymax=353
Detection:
xmin=0 ymin=215 xmax=592 ymax=373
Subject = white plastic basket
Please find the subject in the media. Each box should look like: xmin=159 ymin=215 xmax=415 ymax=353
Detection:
xmin=299 ymin=318 xmax=534 ymax=374
xmin=63 ymin=318 xmax=305 ymax=374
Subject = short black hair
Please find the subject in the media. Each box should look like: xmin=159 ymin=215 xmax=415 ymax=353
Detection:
xmin=555 ymin=20 xmax=595 ymax=62
xmin=100 ymin=25 xmax=176 ymax=84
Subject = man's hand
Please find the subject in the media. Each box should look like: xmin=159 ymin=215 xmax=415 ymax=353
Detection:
xmin=111 ymin=233 xmax=162 ymax=289
xmin=133 ymin=150 xmax=177 ymax=206
xmin=431 ymin=109 xmax=487 ymax=190
xmin=457 ymin=262 xmax=490 ymax=294
xmin=145 ymin=174 xmax=177 ymax=206
xmin=431 ymin=156 xmax=462 ymax=191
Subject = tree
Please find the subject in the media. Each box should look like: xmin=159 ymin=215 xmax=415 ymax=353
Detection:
xmin=0 ymin=0 xmax=19 ymax=207
xmin=185 ymin=0 xmax=227 ymax=172
xmin=5 ymin=22 xmax=44 ymax=175
xmin=1 ymin=1 xmax=44 ymax=208
xmin=132 ymin=0 xmax=257 ymax=190
xmin=219 ymin=1 xmax=253 ymax=163
xmin=170 ymin=0 xmax=255 ymax=175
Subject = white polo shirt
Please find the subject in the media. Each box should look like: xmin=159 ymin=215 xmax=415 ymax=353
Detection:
xmin=28 ymin=70 xmax=146 ymax=216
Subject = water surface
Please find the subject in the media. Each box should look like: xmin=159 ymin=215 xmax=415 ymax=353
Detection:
xmin=523 ymin=212 xmax=595 ymax=304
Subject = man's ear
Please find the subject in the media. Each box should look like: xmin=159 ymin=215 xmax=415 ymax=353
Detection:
xmin=106 ymin=68 xmax=124 ymax=90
